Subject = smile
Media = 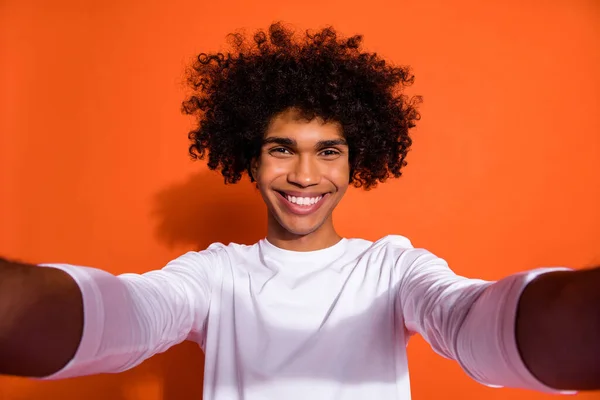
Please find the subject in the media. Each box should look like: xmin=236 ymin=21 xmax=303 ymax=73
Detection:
xmin=275 ymin=191 xmax=329 ymax=215
xmin=284 ymin=194 xmax=323 ymax=206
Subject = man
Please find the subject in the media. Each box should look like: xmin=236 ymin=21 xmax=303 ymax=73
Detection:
xmin=0 ymin=23 xmax=598 ymax=399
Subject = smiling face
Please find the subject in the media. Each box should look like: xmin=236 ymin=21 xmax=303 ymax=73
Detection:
xmin=251 ymin=108 xmax=350 ymax=250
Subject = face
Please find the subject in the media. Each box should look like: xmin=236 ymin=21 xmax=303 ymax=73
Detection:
xmin=251 ymin=108 xmax=350 ymax=241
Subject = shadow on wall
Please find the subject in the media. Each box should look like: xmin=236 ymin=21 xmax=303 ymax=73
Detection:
xmin=11 ymin=171 xmax=266 ymax=400
xmin=153 ymin=170 xmax=267 ymax=251
xmin=153 ymin=169 xmax=267 ymax=399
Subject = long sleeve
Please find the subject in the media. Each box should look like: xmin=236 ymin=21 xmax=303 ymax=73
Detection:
xmin=37 ymin=249 xmax=217 ymax=380
xmin=396 ymin=247 xmax=575 ymax=394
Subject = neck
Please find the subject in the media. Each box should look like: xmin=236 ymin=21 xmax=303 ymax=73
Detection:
xmin=266 ymin=214 xmax=342 ymax=252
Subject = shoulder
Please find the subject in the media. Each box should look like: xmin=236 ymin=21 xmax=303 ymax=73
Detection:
xmin=164 ymin=241 xmax=260 ymax=272
xmin=348 ymin=235 xmax=443 ymax=271
xmin=204 ymin=241 xmax=260 ymax=260
xmin=346 ymin=234 xmax=415 ymax=256
xmin=371 ymin=234 xmax=415 ymax=249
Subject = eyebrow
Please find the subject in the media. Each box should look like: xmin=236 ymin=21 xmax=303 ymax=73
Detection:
xmin=262 ymin=137 xmax=348 ymax=149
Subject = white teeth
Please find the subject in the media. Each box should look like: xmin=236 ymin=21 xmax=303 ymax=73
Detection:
xmin=285 ymin=194 xmax=323 ymax=206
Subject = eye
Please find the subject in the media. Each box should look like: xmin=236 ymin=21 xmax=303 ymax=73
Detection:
xmin=269 ymin=147 xmax=293 ymax=157
xmin=319 ymin=149 xmax=341 ymax=158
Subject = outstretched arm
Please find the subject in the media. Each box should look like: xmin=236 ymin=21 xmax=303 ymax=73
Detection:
xmin=0 ymin=250 xmax=215 ymax=379
xmin=396 ymin=243 xmax=593 ymax=394
xmin=516 ymin=266 xmax=600 ymax=390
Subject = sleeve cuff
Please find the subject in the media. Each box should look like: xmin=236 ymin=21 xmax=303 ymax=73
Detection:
xmin=455 ymin=267 xmax=577 ymax=395
xmin=36 ymin=264 xmax=106 ymax=380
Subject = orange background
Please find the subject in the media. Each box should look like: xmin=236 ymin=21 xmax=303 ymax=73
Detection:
xmin=1 ymin=0 xmax=599 ymax=399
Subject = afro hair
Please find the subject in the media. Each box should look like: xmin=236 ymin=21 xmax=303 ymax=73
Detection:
xmin=182 ymin=22 xmax=421 ymax=189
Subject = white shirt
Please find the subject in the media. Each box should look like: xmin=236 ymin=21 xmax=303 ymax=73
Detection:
xmin=40 ymin=235 xmax=573 ymax=399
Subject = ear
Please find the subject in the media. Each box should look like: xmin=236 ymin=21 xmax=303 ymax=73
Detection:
xmin=250 ymin=158 xmax=259 ymax=182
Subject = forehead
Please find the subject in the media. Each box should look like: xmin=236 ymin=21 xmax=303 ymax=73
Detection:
xmin=264 ymin=109 xmax=343 ymax=142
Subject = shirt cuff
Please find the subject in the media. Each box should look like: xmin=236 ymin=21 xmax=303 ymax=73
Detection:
xmin=35 ymin=264 xmax=106 ymax=380
xmin=455 ymin=267 xmax=577 ymax=395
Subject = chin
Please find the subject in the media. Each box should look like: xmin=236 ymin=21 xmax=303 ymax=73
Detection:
xmin=279 ymin=219 xmax=322 ymax=237
xmin=274 ymin=213 xmax=327 ymax=237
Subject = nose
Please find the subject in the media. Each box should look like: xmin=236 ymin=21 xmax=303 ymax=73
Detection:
xmin=287 ymin=154 xmax=321 ymax=187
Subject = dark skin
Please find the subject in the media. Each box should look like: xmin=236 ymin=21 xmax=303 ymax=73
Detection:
xmin=0 ymin=259 xmax=82 ymax=377
xmin=516 ymin=267 xmax=600 ymax=390
xmin=0 ymin=111 xmax=598 ymax=390
xmin=250 ymin=109 xmax=349 ymax=251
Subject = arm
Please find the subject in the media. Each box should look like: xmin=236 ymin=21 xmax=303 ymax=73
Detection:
xmin=395 ymin=244 xmax=578 ymax=393
xmin=516 ymin=266 xmax=600 ymax=390
xmin=0 ymin=257 xmax=83 ymax=377
xmin=0 ymin=250 xmax=215 ymax=379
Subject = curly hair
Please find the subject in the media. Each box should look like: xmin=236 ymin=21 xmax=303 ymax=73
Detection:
xmin=182 ymin=22 xmax=421 ymax=189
